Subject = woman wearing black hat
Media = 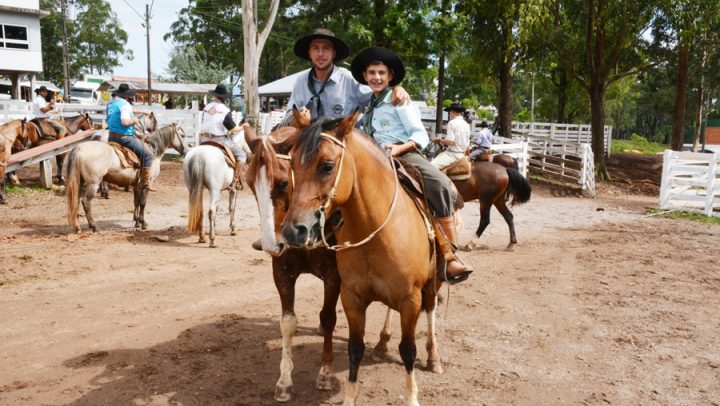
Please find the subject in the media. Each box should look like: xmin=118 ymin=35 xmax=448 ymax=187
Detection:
xmin=350 ymin=47 xmax=472 ymax=285
xmin=107 ymin=83 xmax=154 ymax=190
xmin=199 ymin=84 xmax=246 ymax=189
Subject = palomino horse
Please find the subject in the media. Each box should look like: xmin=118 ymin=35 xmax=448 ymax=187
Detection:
xmin=0 ymin=119 xmax=34 ymax=204
xmin=244 ymin=122 xmax=398 ymax=402
xmin=453 ymin=161 xmax=531 ymax=250
xmin=281 ymin=112 xmax=444 ymax=406
xmin=66 ymin=124 xmax=186 ymax=232
xmin=183 ymin=130 xmax=245 ymax=248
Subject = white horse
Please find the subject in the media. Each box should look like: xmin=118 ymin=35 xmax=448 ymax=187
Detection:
xmin=183 ymin=131 xmax=248 ymax=248
xmin=66 ymin=124 xmax=187 ymax=233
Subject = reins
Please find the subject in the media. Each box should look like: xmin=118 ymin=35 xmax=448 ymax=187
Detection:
xmin=308 ymin=132 xmax=401 ymax=252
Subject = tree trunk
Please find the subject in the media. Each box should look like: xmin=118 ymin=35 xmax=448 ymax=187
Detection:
xmin=555 ymin=69 xmax=569 ymax=123
xmin=242 ymin=0 xmax=280 ymax=127
xmin=373 ymin=0 xmax=387 ymax=46
xmin=435 ymin=52 xmax=445 ymax=136
xmin=691 ymin=42 xmax=707 ymax=152
xmin=498 ymin=55 xmax=513 ymax=139
xmin=670 ymin=39 xmax=690 ymax=151
xmin=589 ymin=78 xmax=609 ymax=180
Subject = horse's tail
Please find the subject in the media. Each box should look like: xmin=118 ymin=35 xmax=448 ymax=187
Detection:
xmin=505 ymin=168 xmax=532 ymax=206
xmin=66 ymin=148 xmax=81 ymax=230
xmin=186 ymin=156 xmax=205 ymax=235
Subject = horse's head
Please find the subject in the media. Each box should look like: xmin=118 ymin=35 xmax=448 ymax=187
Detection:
xmin=137 ymin=113 xmax=158 ymax=135
xmin=81 ymin=113 xmax=94 ymax=130
xmin=281 ymin=110 xmax=360 ymax=248
xmin=170 ymin=124 xmax=188 ymax=156
xmin=245 ymin=125 xmax=298 ymax=256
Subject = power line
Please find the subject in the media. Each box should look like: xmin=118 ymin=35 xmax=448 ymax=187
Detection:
xmin=120 ymin=0 xmax=144 ymax=21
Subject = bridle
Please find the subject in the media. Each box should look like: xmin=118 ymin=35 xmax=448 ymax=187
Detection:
xmin=292 ymin=131 xmax=400 ymax=252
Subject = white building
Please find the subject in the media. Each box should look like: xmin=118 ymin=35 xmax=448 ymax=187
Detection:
xmin=0 ymin=0 xmax=48 ymax=100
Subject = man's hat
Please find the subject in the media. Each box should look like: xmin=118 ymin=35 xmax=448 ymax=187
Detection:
xmin=210 ymin=84 xmax=231 ymax=100
xmin=35 ymin=85 xmax=49 ymax=94
xmin=293 ymin=28 xmax=350 ymax=61
xmin=114 ymin=83 xmax=136 ymax=99
xmin=350 ymin=47 xmax=406 ymax=87
xmin=444 ymin=102 xmax=466 ymax=114
xmin=479 ymin=120 xmax=489 ymax=128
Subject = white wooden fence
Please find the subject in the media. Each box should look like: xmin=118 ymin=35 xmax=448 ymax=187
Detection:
xmin=511 ymin=121 xmax=612 ymax=155
xmin=659 ymin=150 xmax=720 ymax=217
xmin=258 ymin=111 xmax=286 ymax=135
xmin=491 ymin=135 xmax=529 ymax=177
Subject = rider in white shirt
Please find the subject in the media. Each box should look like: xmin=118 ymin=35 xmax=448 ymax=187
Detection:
xmin=32 ymin=86 xmax=67 ymax=138
xmin=431 ymin=102 xmax=471 ymax=169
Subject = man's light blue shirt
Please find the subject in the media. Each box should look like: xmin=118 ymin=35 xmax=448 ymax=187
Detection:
xmin=366 ymin=89 xmax=429 ymax=150
xmin=286 ymin=66 xmax=372 ymax=119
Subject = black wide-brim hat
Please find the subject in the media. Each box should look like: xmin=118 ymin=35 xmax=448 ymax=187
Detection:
xmin=210 ymin=84 xmax=231 ymax=99
xmin=294 ymin=28 xmax=350 ymax=62
xmin=350 ymin=47 xmax=406 ymax=87
xmin=115 ymin=83 xmax=136 ymax=99
xmin=34 ymin=85 xmax=49 ymax=94
xmin=444 ymin=102 xmax=466 ymax=113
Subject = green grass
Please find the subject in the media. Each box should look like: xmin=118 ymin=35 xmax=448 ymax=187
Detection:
xmin=611 ymin=136 xmax=668 ymax=155
xmin=645 ymin=208 xmax=720 ymax=225
xmin=4 ymin=183 xmax=50 ymax=196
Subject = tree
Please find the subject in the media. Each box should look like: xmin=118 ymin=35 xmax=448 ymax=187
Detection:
xmin=242 ymin=0 xmax=280 ymax=123
xmin=166 ymin=45 xmax=233 ymax=84
xmin=40 ymin=0 xmax=132 ymax=84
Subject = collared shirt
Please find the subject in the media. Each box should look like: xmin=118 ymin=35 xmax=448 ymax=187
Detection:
xmin=107 ymin=98 xmax=135 ymax=136
xmin=201 ymin=101 xmax=231 ymax=136
xmin=287 ymin=66 xmax=372 ymax=119
xmin=33 ymin=95 xmax=50 ymax=118
xmin=364 ymin=88 xmax=429 ymax=150
xmin=446 ymin=116 xmax=471 ymax=153
xmin=474 ymin=128 xmax=493 ymax=149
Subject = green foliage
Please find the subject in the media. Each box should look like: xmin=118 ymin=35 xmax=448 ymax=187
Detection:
xmin=166 ymin=45 xmax=232 ymax=84
xmin=476 ymin=109 xmax=494 ymax=120
xmin=645 ymin=208 xmax=720 ymax=225
xmin=461 ymin=98 xmax=478 ymax=110
xmin=610 ymin=137 xmax=668 ymax=155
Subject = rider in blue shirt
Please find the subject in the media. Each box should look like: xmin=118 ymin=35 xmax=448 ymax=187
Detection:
xmin=107 ymin=83 xmax=153 ymax=190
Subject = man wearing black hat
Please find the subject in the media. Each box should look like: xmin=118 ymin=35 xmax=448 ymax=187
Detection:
xmin=350 ymin=47 xmax=472 ymax=285
xmin=469 ymin=120 xmax=493 ymax=161
xmin=107 ymin=83 xmax=154 ymax=190
xmin=431 ymin=101 xmax=471 ymax=169
xmin=33 ymin=86 xmax=67 ymax=139
xmin=286 ymin=28 xmax=409 ymax=121
xmin=200 ymin=84 xmax=246 ymax=190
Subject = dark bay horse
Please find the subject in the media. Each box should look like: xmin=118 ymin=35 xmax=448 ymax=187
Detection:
xmin=281 ymin=112 xmax=444 ymax=406
xmin=452 ymin=161 xmax=532 ymax=250
xmin=66 ymin=124 xmax=186 ymax=232
xmin=0 ymin=119 xmax=34 ymax=204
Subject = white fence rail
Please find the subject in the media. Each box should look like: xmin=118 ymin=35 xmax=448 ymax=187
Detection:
xmin=491 ymin=135 xmax=529 ymax=177
xmin=659 ymin=150 xmax=720 ymax=217
xmin=511 ymin=121 xmax=612 ymax=155
xmin=258 ymin=111 xmax=286 ymax=135
xmin=514 ymin=131 xmax=596 ymax=197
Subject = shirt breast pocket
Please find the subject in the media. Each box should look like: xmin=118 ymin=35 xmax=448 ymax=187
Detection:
xmin=324 ymin=94 xmax=346 ymax=117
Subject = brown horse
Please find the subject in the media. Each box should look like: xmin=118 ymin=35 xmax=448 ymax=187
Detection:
xmin=452 ymin=161 xmax=531 ymax=251
xmin=0 ymin=119 xmax=34 ymax=204
xmin=281 ymin=112 xmax=444 ymax=406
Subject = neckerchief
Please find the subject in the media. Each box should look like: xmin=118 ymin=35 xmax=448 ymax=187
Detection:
xmin=362 ymin=87 xmax=392 ymax=137
xmin=307 ymin=66 xmax=333 ymax=117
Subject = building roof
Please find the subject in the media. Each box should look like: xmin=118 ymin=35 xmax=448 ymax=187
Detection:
xmin=258 ymin=70 xmax=306 ymax=97
xmin=0 ymin=79 xmax=60 ymax=91
xmin=97 ymin=80 xmax=217 ymax=96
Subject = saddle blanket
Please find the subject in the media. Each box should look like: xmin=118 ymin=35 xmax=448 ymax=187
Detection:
xmin=200 ymin=140 xmax=236 ymax=169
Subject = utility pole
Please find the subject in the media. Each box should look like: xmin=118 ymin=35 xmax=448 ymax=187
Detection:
xmin=60 ymin=0 xmax=71 ymax=102
xmin=145 ymin=3 xmax=152 ymax=105
xmin=530 ymin=71 xmax=536 ymax=123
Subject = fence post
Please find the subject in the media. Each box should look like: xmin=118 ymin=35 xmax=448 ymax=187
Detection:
xmin=704 ymin=153 xmax=718 ymax=216
xmin=659 ymin=150 xmax=674 ymax=209
xmin=38 ymin=160 xmax=53 ymax=189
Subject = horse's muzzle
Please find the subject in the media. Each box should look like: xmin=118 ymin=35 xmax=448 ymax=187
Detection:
xmin=281 ymin=220 xmax=320 ymax=248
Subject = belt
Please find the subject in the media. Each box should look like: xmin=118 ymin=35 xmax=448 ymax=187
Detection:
xmin=109 ymin=131 xmax=127 ymax=138
xmin=201 ymin=133 xmax=226 ymax=138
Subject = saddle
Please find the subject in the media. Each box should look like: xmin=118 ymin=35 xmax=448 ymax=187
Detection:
xmin=441 ymin=156 xmax=471 ymax=181
xmin=200 ymin=140 xmax=236 ymax=169
xmin=30 ymin=118 xmax=60 ymax=141
xmin=109 ymin=142 xmax=146 ymax=169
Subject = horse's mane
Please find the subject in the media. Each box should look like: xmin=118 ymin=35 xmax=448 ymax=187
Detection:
xmin=296 ymin=116 xmax=342 ymax=167
xmin=146 ymin=124 xmax=175 ymax=155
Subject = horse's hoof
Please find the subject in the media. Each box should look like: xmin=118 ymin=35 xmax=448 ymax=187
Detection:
xmin=209 ymin=242 xmax=216 ymax=248
xmin=505 ymin=243 xmax=515 ymax=252
xmin=274 ymin=384 xmax=293 ymax=402
xmin=141 ymin=223 xmax=148 ymax=230
xmin=90 ymin=226 xmax=98 ymax=233
xmin=428 ymin=360 xmax=444 ymax=374
xmin=230 ymin=229 xmax=236 ymax=236
xmin=316 ymin=370 xmax=335 ymax=391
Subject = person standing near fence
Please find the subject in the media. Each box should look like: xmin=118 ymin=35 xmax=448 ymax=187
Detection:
xmin=431 ymin=101 xmax=471 ymax=169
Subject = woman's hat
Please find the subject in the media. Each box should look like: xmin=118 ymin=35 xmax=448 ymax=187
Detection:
xmin=294 ymin=28 xmax=350 ymax=61
xmin=114 ymin=83 xmax=136 ymax=99
xmin=210 ymin=84 xmax=231 ymax=100
xmin=35 ymin=85 xmax=49 ymax=94
xmin=350 ymin=47 xmax=406 ymax=87
xmin=444 ymin=102 xmax=466 ymax=113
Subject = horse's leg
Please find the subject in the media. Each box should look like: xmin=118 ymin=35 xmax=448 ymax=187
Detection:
xmin=462 ymin=201 xmax=492 ymax=252
xmin=425 ymin=294 xmax=443 ymax=374
xmin=99 ymin=181 xmax=109 ymax=199
xmin=228 ymin=187 xmax=237 ymax=236
xmin=7 ymin=171 xmax=19 ymax=185
xmin=342 ymin=295 xmax=369 ymax=406
xmin=398 ymin=299 xmax=422 ymax=406
xmin=373 ymin=307 xmax=393 ymax=356
xmin=55 ymin=153 xmax=65 ymax=184
xmin=208 ymin=187 xmax=221 ymax=248
xmin=82 ymin=181 xmax=100 ymax=232
xmin=316 ymin=269 xmax=340 ymax=391
xmin=494 ymin=198 xmax=517 ymax=248
xmin=134 ymin=187 xmax=149 ymax=230
xmin=273 ymin=262 xmax=298 ymax=402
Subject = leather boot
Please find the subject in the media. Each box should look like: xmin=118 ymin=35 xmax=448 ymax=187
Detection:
xmin=437 ymin=216 xmax=473 ymax=285
xmin=229 ymin=163 xmax=244 ymax=190
xmin=137 ymin=167 xmax=152 ymax=191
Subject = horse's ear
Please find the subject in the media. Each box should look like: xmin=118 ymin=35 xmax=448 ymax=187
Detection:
xmin=335 ymin=109 xmax=361 ymax=139
xmin=244 ymin=124 xmax=261 ymax=151
xmin=22 ymin=117 xmax=27 ymax=123
xmin=291 ymin=105 xmax=311 ymax=129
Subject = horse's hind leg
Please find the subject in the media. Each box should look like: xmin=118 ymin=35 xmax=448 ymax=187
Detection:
xmin=462 ymin=201 xmax=492 ymax=252
xmin=424 ymin=295 xmax=443 ymax=373
xmin=208 ymin=188 xmax=221 ymax=247
xmin=134 ymin=188 xmax=149 ymax=230
xmin=373 ymin=307 xmax=393 ymax=356
xmin=98 ymin=181 xmax=109 ymax=199
xmin=273 ymin=263 xmax=298 ymax=402
xmin=228 ymin=188 xmax=237 ymax=236
xmin=56 ymin=154 xmax=65 ymax=184
xmin=82 ymin=181 xmax=99 ymax=232
xmin=316 ymin=270 xmax=340 ymax=391
xmin=494 ymin=198 xmax=517 ymax=248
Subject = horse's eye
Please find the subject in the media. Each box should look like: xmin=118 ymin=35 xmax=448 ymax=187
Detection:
xmin=319 ymin=161 xmax=335 ymax=175
xmin=276 ymin=180 xmax=289 ymax=192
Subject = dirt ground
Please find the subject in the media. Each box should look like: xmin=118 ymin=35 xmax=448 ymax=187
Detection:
xmin=1 ymin=157 xmax=719 ymax=406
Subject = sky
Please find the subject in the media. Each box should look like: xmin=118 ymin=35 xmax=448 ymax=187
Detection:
xmin=110 ymin=0 xmax=188 ymax=79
